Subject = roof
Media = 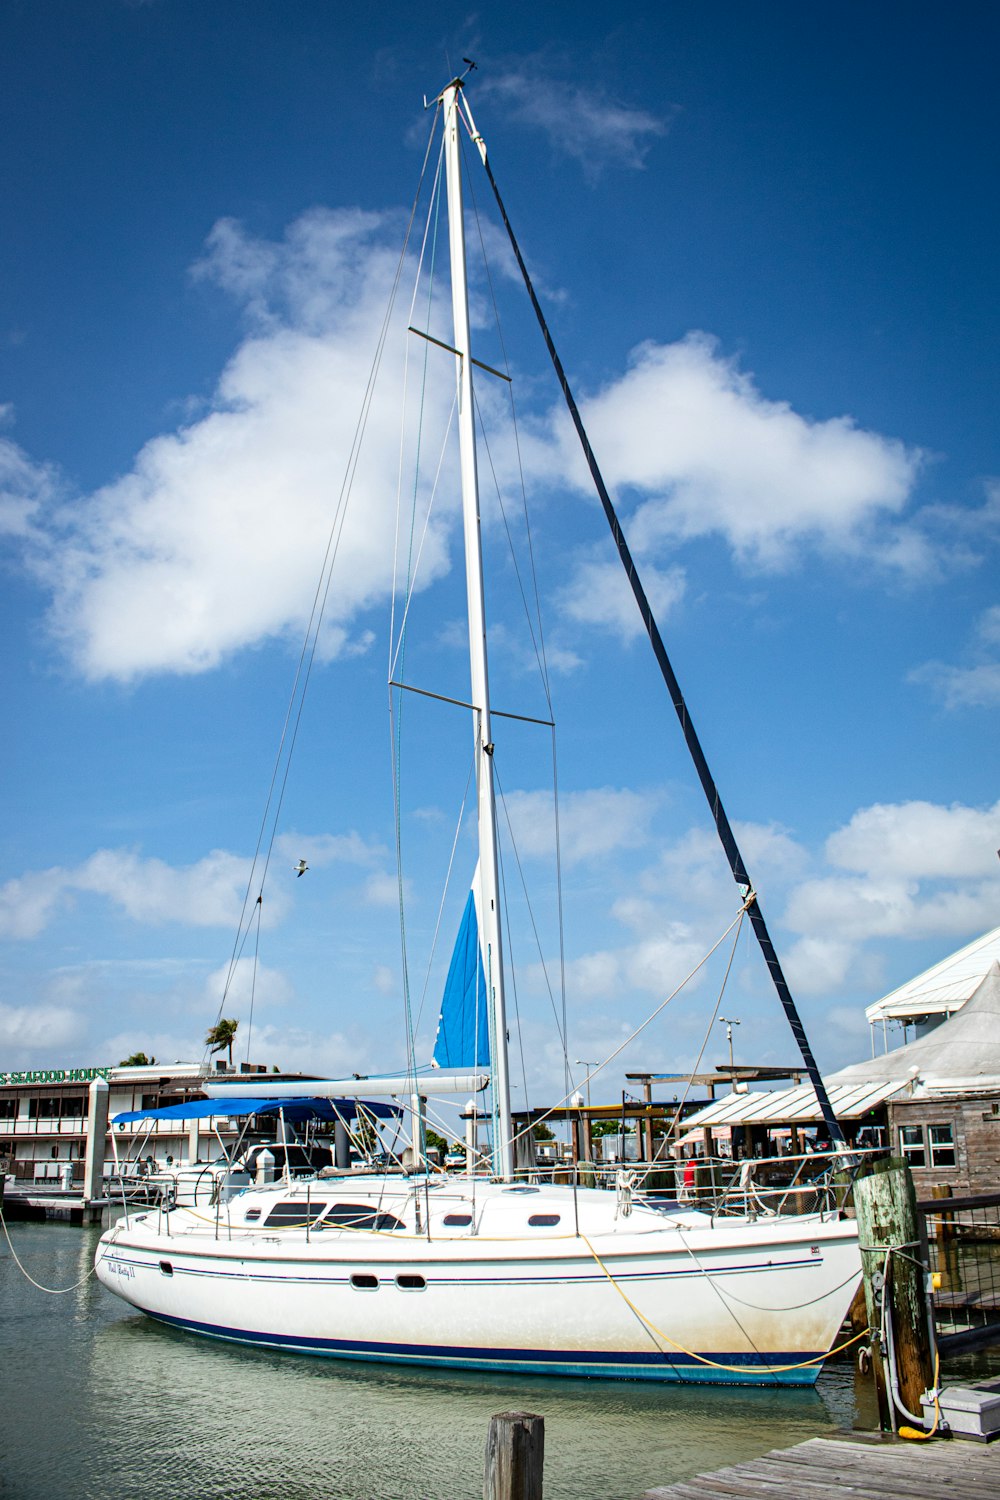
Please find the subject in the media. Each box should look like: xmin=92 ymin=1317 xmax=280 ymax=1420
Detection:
xmin=683 ymin=1079 xmax=906 ymax=1130
xmin=865 ymin=926 xmax=1000 ymax=1023
xmin=831 ymin=962 xmax=1000 ymax=1091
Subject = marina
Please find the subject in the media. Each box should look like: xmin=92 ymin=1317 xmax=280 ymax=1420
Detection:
xmin=0 ymin=1220 xmax=859 ymax=1500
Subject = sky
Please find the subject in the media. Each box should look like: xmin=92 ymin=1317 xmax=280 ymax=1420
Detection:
xmin=1 ymin=1 xmax=999 ymax=1126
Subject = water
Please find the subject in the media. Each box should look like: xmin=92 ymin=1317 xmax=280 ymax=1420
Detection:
xmin=2 ymin=1219 xmax=862 ymax=1499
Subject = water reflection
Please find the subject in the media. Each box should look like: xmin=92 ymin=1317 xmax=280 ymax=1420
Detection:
xmin=4 ymin=1222 xmax=855 ymax=1500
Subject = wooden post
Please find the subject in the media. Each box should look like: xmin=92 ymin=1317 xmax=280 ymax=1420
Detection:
xmin=854 ymin=1161 xmax=935 ymax=1433
xmin=484 ymin=1412 xmax=544 ymax=1500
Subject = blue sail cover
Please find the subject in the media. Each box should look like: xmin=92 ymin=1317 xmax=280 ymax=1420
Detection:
xmin=433 ymin=886 xmax=488 ymax=1068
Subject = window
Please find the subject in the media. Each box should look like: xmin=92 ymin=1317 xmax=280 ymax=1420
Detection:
xmin=443 ymin=1213 xmax=472 ymax=1227
xmin=29 ymin=1097 xmax=62 ymax=1119
xmin=899 ymin=1125 xmax=926 ymax=1168
xmin=928 ymin=1123 xmax=956 ymax=1169
xmin=395 ymin=1274 xmax=425 ymax=1290
xmin=318 ymin=1203 xmax=405 ymax=1232
xmin=263 ymin=1200 xmax=329 ymax=1227
xmin=528 ymin=1214 xmax=561 ymax=1227
xmin=243 ymin=1208 xmax=262 ymax=1222
xmin=60 ymin=1096 xmax=85 ymax=1117
xmin=351 ymin=1273 xmax=379 ymax=1290
xmin=159 ymin=1261 xmax=174 ymax=1277
xmin=0 ymin=1099 xmax=17 ymax=1120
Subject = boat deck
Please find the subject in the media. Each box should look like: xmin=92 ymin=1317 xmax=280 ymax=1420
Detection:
xmin=642 ymin=1433 xmax=999 ymax=1498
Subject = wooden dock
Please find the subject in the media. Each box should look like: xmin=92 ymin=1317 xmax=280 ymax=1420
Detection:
xmin=642 ymin=1433 xmax=999 ymax=1499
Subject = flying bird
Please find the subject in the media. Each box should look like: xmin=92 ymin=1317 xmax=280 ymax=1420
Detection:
xmin=294 ymin=859 xmax=309 ymax=878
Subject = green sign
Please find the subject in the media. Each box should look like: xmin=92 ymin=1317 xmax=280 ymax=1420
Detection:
xmin=0 ymin=1066 xmax=111 ymax=1087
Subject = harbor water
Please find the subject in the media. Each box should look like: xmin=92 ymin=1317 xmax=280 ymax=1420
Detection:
xmin=3 ymin=1219 xmax=862 ymax=1500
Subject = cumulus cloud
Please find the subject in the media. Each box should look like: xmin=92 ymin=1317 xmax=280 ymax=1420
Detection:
xmin=826 ymin=799 xmax=1000 ymax=879
xmin=26 ymin=209 xmax=454 ymax=682
xmin=0 ymin=1000 xmax=86 ymax=1051
xmin=542 ymin=335 xmax=922 ymax=572
xmin=783 ymin=798 xmax=1000 ymax=962
xmin=0 ymin=847 xmax=284 ymax=940
xmin=501 ymin=786 xmax=658 ymax=864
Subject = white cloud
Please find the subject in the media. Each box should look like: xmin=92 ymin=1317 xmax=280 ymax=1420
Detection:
xmin=273 ymin=831 xmax=385 ymax=869
xmin=364 ymin=870 xmax=406 ymax=907
xmin=825 ymin=799 xmax=1000 ymax=879
xmin=25 ymin=209 xmax=454 ymax=682
xmin=0 ymin=1000 xmax=85 ymax=1051
xmin=0 ymin=433 xmax=57 ymax=539
xmin=203 ymin=957 xmax=294 ymax=1013
xmin=557 ymin=554 xmax=686 ymax=641
xmin=481 ymin=66 xmax=668 ymax=177
xmin=542 ymin=334 xmax=921 ymax=571
xmin=911 ymin=602 xmax=1000 ymax=708
xmin=501 ymin=786 xmax=658 ymax=864
xmin=0 ymin=847 xmax=285 ymax=940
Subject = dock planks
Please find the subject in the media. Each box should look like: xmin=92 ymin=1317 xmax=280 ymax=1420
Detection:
xmin=642 ymin=1434 xmax=1000 ymax=1499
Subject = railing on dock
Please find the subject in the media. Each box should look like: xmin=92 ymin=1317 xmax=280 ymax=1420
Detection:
xmin=918 ymin=1188 xmax=1000 ymax=1355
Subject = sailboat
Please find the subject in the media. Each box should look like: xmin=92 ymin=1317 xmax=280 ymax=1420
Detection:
xmin=94 ymin=74 xmax=862 ymax=1386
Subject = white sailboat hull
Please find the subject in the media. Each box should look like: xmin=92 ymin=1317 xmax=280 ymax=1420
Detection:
xmin=96 ymin=1180 xmax=861 ymax=1386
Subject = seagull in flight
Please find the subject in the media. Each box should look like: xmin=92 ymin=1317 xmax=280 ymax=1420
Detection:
xmin=294 ymin=859 xmax=309 ymax=878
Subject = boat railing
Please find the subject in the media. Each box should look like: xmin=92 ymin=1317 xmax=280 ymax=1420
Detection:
xmin=506 ymin=1148 xmax=882 ymax=1220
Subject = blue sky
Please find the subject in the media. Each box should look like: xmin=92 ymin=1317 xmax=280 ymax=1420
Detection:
xmin=1 ymin=1 xmax=998 ymax=1119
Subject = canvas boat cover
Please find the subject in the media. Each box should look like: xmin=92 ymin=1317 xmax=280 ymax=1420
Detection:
xmin=112 ymin=1095 xmax=400 ymax=1124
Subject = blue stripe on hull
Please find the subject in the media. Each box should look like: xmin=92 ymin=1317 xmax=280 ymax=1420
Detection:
xmin=147 ymin=1310 xmax=823 ymax=1387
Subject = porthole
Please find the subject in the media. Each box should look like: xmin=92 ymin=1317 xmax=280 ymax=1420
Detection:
xmin=395 ymin=1273 xmax=426 ymax=1291
xmin=443 ymin=1213 xmax=472 ymax=1226
xmin=350 ymin=1273 xmax=378 ymax=1290
xmin=159 ymin=1260 xmax=174 ymax=1277
xmin=244 ymin=1208 xmax=262 ymax=1222
xmin=528 ymin=1214 xmax=561 ymax=1227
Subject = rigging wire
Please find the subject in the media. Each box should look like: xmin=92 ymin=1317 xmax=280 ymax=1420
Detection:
xmin=206 ymin=109 xmax=443 ymax=1058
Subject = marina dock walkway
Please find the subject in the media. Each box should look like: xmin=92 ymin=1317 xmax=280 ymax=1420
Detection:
xmin=642 ymin=1433 xmax=999 ymax=1498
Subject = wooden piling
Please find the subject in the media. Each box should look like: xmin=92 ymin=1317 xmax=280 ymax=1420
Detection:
xmin=484 ymin=1411 xmax=544 ymax=1500
xmin=854 ymin=1160 xmax=935 ymax=1432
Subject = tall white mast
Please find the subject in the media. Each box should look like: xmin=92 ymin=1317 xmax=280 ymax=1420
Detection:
xmin=441 ymin=79 xmax=514 ymax=1180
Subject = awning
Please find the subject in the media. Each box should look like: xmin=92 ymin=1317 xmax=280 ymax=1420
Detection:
xmin=682 ymin=1079 xmax=907 ymax=1130
xmin=112 ymin=1095 xmax=401 ymax=1125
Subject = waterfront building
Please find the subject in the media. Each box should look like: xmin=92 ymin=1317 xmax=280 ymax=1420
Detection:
xmin=0 ymin=1059 xmax=310 ymax=1188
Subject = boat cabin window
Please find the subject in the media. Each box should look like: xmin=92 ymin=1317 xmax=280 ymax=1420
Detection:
xmin=263 ymin=1200 xmax=329 ymax=1227
xmin=317 ymin=1203 xmax=405 ymax=1232
xmin=395 ymin=1274 xmax=426 ymax=1290
xmin=442 ymin=1213 xmax=472 ymax=1226
xmin=527 ymin=1214 xmax=561 ymax=1227
xmin=243 ymin=1208 xmax=262 ymax=1222
xmin=350 ymin=1273 xmax=379 ymax=1290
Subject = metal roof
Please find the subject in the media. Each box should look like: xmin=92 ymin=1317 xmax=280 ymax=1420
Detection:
xmin=683 ymin=1079 xmax=907 ymax=1129
xmin=865 ymin=925 xmax=1000 ymax=1023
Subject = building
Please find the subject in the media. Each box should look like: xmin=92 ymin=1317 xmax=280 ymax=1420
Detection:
xmin=0 ymin=1059 xmax=303 ymax=1190
xmin=865 ymin=924 xmax=1000 ymax=1050
xmin=684 ymin=961 xmax=1000 ymax=1195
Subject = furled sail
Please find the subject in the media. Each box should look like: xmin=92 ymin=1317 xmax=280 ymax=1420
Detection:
xmin=433 ymin=867 xmax=488 ymax=1068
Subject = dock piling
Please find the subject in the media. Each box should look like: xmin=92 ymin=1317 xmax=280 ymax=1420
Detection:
xmin=484 ymin=1411 xmax=544 ymax=1500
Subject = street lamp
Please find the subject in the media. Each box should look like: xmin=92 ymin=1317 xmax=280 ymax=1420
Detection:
xmin=718 ymin=1016 xmax=741 ymax=1075
xmin=574 ymin=1060 xmax=598 ymax=1109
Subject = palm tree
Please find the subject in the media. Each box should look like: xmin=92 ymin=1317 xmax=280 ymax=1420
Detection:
xmin=205 ymin=1017 xmax=239 ymax=1069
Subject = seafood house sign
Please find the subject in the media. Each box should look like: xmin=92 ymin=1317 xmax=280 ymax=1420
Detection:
xmin=0 ymin=1067 xmax=111 ymax=1086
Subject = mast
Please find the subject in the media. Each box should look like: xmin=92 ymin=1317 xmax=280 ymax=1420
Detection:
xmin=441 ymin=79 xmax=515 ymax=1179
